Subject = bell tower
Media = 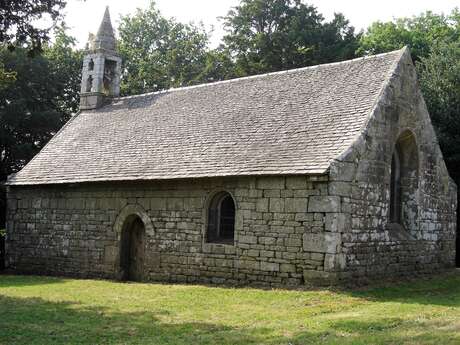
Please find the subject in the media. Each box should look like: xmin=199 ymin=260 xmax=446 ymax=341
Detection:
xmin=80 ymin=7 xmax=122 ymax=110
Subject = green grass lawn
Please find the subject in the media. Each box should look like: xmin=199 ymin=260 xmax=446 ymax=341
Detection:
xmin=0 ymin=273 xmax=459 ymax=345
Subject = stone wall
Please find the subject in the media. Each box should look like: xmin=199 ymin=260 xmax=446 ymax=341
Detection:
xmin=325 ymin=46 xmax=457 ymax=282
xmin=7 ymin=175 xmax=345 ymax=287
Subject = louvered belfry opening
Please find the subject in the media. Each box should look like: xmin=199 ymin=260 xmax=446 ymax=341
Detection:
xmin=207 ymin=192 xmax=235 ymax=244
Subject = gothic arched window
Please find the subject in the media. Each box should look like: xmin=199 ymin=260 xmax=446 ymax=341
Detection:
xmin=390 ymin=147 xmax=401 ymax=223
xmin=207 ymin=192 xmax=235 ymax=244
xmin=389 ymin=130 xmax=419 ymax=229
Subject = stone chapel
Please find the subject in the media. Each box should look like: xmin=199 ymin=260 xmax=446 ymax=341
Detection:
xmin=4 ymin=8 xmax=457 ymax=286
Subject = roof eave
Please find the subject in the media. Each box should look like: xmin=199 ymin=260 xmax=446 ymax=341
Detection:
xmin=6 ymin=169 xmax=330 ymax=187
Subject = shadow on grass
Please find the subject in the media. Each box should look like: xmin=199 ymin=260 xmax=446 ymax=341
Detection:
xmin=344 ymin=272 xmax=460 ymax=308
xmin=0 ymin=293 xmax=459 ymax=345
xmin=289 ymin=318 xmax=460 ymax=345
xmin=0 ymin=294 xmax=271 ymax=345
xmin=0 ymin=274 xmax=65 ymax=288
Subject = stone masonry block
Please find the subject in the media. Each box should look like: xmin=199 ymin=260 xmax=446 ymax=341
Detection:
xmin=303 ymin=232 xmax=341 ymax=254
xmin=32 ymin=198 xmax=41 ymax=209
xmin=308 ymin=196 xmax=341 ymax=213
xmin=285 ymin=238 xmax=302 ymax=247
xmin=239 ymin=235 xmax=257 ymax=244
xmin=7 ymin=199 xmax=17 ymax=210
xmin=328 ymin=182 xmax=352 ymax=196
xmin=256 ymin=177 xmax=285 ymax=190
xmin=260 ymin=261 xmax=280 ymax=272
xmin=269 ymin=198 xmax=284 ymax=212
xmin=280 ymin=263 xmax=296 ymax=273
xmin=285 ymin=198 xmax=308 ymax=213
xmin=259 ymin=236 xmax=277 ymax=245
xmin=329 ymin=161 xmax=357 ymax=182
xmin=151 ymin=198 xmax=166 ymax=210
xmin=323 ymin=253 xmax=346 ymax=272
xmin=239 ymin=260 xmax=260 ymax=270
xmin=137 ymin=198 xmax=150 ymax=211
xmin=104 ymin=246 xmax=118 ymax=264
xmin=256 ymin=198 xmax=269 ymax=212
xmin=325 ymin=213 xmax=351 ymax=232
xmin=264 ymin=190 xmax=281 ymax=198
xmin=166 ymin=198 xmax=184 ymax=210
xmin=303 ymin=270 xmax=339 ymax=286
xmin=286 ymin=176 xmax=308 ymax=190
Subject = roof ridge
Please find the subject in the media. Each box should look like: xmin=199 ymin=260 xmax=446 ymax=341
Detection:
xmin=112 ymin=48 xmax=405 ymax=102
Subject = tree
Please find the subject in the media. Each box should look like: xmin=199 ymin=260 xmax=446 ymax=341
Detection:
xmin=0 ymin=64 xmax=15 ymax=90
xmin=0 ymin=0 xmax=74 ymax=90
xmin=198 ymin=48 xmax=237 ymax=83
xmin=0 ymin=48 xmax=61 ymax=180
xmin=0 ymin=28 xmax=82 ymax=181
xmin=222 ymin=0 xmax=359 ymax=76
xmin=0 ymin=0 xmax=67 ymax=51
xmin=43 ymin=25 xmax=83 ymax=115
xmin=118 ymin=1 xmax=215 ymax=96
xmin=358 ymin=10 xmax=460 ymax=61
xmin=417 ymin=41 xmax=460 ymax=180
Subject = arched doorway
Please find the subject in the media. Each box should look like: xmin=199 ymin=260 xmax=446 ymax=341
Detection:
xmin=120 ymin=215 xmax=146 ymax=281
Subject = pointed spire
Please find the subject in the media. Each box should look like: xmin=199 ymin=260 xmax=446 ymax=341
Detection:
xmin=93 ymin=6 xmax=116 ymax=51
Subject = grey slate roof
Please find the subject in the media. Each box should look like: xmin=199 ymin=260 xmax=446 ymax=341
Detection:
xmin=8 ymin=49 xmax=405 ymax=185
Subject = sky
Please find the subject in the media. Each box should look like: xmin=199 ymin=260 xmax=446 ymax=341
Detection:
xmin=62 ymin=0 xmax=459 ymax=48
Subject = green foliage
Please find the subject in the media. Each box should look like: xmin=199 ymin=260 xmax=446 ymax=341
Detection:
xmin=43 ymin=25 xmax=83 ymax=115
xmin=417 ymin=41 xmax=460 ymax=179
xmin=0 ymin=27 xmax=82 ymax=180
xmin=0 ymin=48 xmax=63 ymax=179
xmin=0 ymin=229 xmax=5 ymax=237
xmin=118 ymin=1 xmax=223 ymax=96
xmin=222 ymin=0 xmax=359 ymax=76
xmin=358 ymin=9 xmax=460 ymax=61
xmin=0 ymin=63 xmax=16 ymax=90
xmin=118 ymin=0 xmax=359 ymax=90
xmin=0 ymin=273 xmax=460 ymax=344
xmin=0 ymin=0 xmax=67 ymax=53
xmin=198 ymin=48 xmax=237 ymax=83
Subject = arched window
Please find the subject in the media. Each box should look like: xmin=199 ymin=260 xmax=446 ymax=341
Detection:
xmin=207 ymin=192 xmax=235 ymax=244
xmin=390 ymin=147 xmax=401 ymax=223
xmin=88 ymin=58 xmax=94 ymax=71
xmin=389 ymin=130 xmax=419 ymax=229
